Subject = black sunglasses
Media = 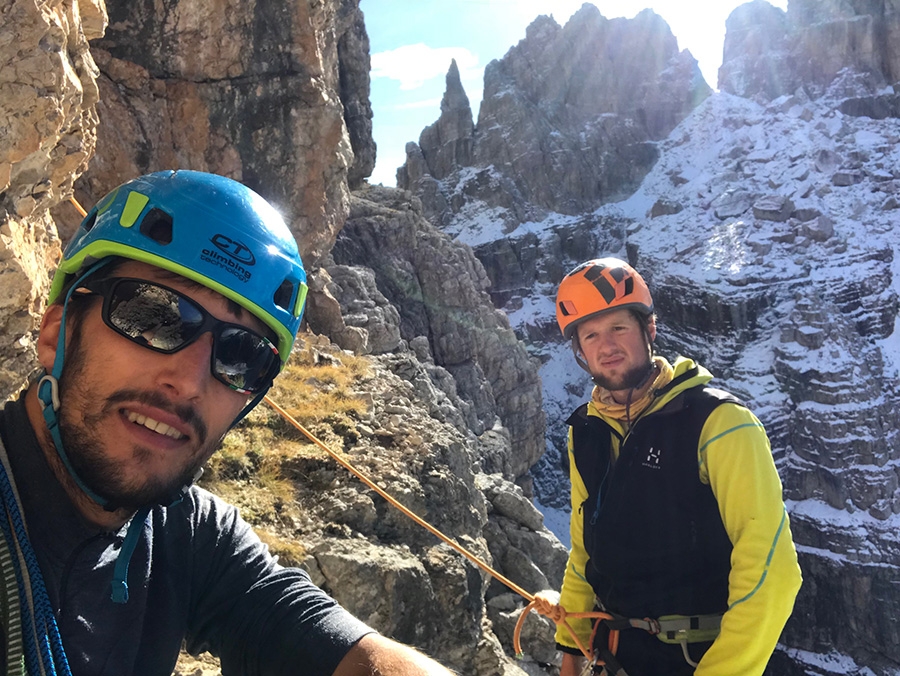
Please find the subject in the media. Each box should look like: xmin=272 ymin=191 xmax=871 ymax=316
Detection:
xmin=77 ymin=277 xmax=280 ymax=394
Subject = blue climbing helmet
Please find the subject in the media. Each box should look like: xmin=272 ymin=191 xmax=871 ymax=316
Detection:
xmin=39 ymin=170 xmax=307 ymax=512
xmin=34 ymin=171 xmax=309 ymax=606
xmin=49 ymin=169 xmax=308 ymax=365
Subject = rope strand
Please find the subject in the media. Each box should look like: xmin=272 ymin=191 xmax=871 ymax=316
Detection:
xmin=0 ymin=448 xmax=71 ymax=675
xmin=263 ymin=396 xmax=615 ymax=663
xmin=69 ymin=197 xmax=87 ymax=217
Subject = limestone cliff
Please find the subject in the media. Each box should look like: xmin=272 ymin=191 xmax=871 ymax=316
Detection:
xmin=58 ymin=0 xmax=372 ymax=266
xmin=719 ymin=0 xmax=900 ymax=101
xmin=0 ymin=1 xmax=555 ymax=674
xmin=0 ymin=0 xmax=106 ymax=397
xmin=326 ymin=186 xmax=545 ymax=483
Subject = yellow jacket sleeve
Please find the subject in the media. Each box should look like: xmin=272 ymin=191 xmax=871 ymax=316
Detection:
xmin=555 ymin=427 xmax=600 ymax=651
xmin=695 ymin=404 xmax=802 ymax=676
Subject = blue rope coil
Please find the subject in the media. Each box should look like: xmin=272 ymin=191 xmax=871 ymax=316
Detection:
xmin=0 ymin=456 xmax=72 ymax=676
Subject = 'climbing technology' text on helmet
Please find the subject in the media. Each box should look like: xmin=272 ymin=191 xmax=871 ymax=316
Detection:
xmin=50 ymin=170 xmax=308 ymax=366
xmin=555 ymin=257 xmax=653 ymax=339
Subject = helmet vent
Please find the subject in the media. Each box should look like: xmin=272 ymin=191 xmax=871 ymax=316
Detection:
xmin=273 ymin=279 xmax=294 ymax=312
xmin=82 ymin=211 xmax=98 ymax=233
xmin=139 ymin=208 xmax=173 ymax=245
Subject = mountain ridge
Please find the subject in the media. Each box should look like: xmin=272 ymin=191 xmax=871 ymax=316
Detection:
xmin=398 ymin=3 xmax=900 ymax=672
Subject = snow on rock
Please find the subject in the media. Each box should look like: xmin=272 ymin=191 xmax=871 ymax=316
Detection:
xmin=416 ymin=51 xmax=900 ymax=676
xmin=399 ymin=3 xmax=900 ymax=672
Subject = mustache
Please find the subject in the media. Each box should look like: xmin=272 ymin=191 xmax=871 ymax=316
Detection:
xmin=103 ymin=389 xmax=208 ymax=445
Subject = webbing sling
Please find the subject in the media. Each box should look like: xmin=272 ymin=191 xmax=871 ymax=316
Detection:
xmin=600 ymin=611 xmax=722 ymax=642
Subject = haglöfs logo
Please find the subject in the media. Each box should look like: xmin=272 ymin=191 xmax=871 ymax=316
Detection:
xmin=642 ymin=447 xmax=661 ymax=470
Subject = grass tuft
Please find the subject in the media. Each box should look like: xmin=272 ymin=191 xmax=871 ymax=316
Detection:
xmin=200 ymin=337 xmax=373 ymax=534
xmin=256 ymin=528 xmax=308 ymax=567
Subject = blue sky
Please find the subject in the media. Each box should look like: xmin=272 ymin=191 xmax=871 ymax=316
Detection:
xmin=362 ymin=0 xmax=788 ymax=186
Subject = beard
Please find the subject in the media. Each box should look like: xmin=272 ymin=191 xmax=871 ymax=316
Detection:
xmin=592 ymin=358 xmax=654 ymax=393
xmin=55 ymin=332 xmax=217 ymax=511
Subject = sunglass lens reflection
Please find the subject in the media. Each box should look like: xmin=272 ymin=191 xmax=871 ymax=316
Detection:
xmin=108 ymin=281 xmax=203 ymax=351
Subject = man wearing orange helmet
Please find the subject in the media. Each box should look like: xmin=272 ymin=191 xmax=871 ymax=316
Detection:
xmin=553 ymin=258 xmax=801 ymax=676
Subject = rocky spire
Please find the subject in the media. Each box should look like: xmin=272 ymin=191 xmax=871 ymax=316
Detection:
xmin=398 ymin=5 xmax=711 ymax=229
xmin=404 ymin=59 xmax=475 ymax=183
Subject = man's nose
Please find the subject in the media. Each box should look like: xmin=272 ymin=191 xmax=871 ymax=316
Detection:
xmin=155 ymin=333 xmax=214 ymax=398
xmin=598 ymin=331 xmax=619 ymax=352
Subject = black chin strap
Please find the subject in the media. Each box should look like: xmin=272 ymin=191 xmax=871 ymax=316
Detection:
xmin=604 ymin=359 xmax=658 ymax=427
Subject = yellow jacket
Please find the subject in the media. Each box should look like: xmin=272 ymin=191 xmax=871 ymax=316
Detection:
xmin=556 ymin=357 xmax=802 ymax=675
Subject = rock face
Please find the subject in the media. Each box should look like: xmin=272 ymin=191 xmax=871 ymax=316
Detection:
xmin=271 ymin=339 xmax=564 ymax=676
xmin=397 ymin=5 xmax=711 ymax=231
xmin=337 ymin=0 xmax=376 ymax=189
xmin=60 ymin=0 xmax=375 ymax=265
xmin=434 ymin=77 xmax=900 ymax=676
xmin=0 ymin=0 xmax=107 ymax=401
xmin=326 ymin=186 xmax=546 ymax=483
xmin=719 ymin=0 xmax=900 ymax=101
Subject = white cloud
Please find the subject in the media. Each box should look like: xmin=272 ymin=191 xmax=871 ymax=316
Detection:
xmin=393 ymin=97 xmax=443 ymax=111
xmin=371 ymin=43 xmax=480 ymax=90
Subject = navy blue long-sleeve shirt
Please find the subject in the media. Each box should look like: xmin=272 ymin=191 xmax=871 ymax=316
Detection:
xmin=0 ymin=394 xmax=372 ymax=675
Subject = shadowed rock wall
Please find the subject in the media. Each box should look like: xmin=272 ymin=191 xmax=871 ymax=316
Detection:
xmin=719 ymin=0 xmax=900 ymax=100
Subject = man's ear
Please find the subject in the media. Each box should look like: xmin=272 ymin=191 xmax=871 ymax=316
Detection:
xmin=647 ymin=315 xmax=657 ymax=343
xmin=37 ymin=304 xmax=65 ymax=371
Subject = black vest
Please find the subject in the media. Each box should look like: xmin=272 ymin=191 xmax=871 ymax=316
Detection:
xmin=568 ymin=383 xmax=739 ymax=620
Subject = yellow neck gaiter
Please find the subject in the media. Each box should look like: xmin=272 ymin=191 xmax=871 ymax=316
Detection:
xmin=591 ymin=356 xmax=674 ymax=426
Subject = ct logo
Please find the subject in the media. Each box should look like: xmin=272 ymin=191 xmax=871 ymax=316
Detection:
xmin=210 ymin=234 xmax=256 ymax=265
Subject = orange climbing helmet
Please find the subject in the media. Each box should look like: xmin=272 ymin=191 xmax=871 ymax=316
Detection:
xmin=555 ymin=258 xmax=654 ymax=339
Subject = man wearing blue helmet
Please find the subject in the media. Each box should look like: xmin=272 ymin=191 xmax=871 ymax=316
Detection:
xmin=0 ymin=171 xmax=454 ymax=675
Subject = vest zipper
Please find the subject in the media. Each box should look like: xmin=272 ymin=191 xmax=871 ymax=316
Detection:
xmin=590 ymin=445 xmax=613 ymax=527
xmin=592 ymin=402 xmax=656 ymax=525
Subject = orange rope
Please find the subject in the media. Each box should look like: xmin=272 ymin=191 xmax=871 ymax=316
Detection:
xmin=69 ymin=196 xmax=87 ymax=217
xmin=263 ymin=395 xmax=617 ymax=663
xmin=512 ymin=595 xmax=619 ymax=664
